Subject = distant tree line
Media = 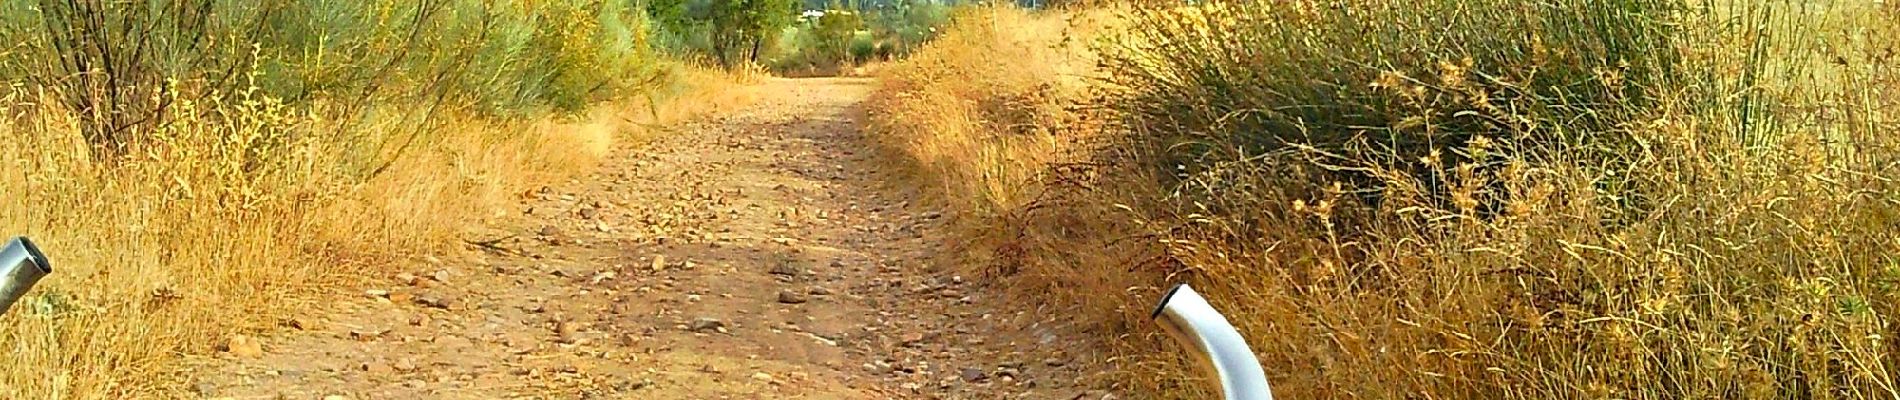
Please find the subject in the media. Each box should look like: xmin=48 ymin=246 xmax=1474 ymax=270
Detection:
xmin=648 ymin=0 xmax=966 ymax=71
xmin=796 ymin=0 xmax=1068 ymax=11
xmin=647 ymin=0 xmax=799 ymax=68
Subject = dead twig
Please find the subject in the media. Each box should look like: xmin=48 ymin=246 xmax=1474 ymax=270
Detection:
xmin=464 ymin=234 xmax=522 ymax=255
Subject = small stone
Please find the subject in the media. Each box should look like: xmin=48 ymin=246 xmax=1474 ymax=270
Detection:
xmin=900 ymin=332 xmax=928 ymax=346
xmin=808 ymin=286 xmax=832 ymax=295
xmin=651 ymin=255 xmax=668 ymax=272
xmin=688 ymin=317 xmax=726 ymax=333
xmin=777 ymin=290 xmax=809 ymax=304
xmin=960 ymin=368 xmax=988 ymax=382
xmin=286 ymin=317 xmax=320 ymax=331
xmin=539 ymin=225 xmax=561 ymax=237
xmin=769 ymin=262 xmax=800 ymax=276
xmin=555 ymin=321 xmax=580 ymax=344
xmin=431 ymin=270 xmax=452 ymax=283
xmin=365 ymin=289 xmax=390 ymax=298
xmin=222 ymin=334 xmax=263 ymax=358
xmin=1043 ymin=357 xmax=1067 ymax=367
xmin=416 ymin=293 xmax=456 ymax=309
xmin=751 ymin=372 xmax=774 ymax=382
xmin=350 ymin=329 xmax=388 ymax=340
xmin=393 ymin=358 xmax=418 ymax=372
xmin=590 ymin=271 xmax=617 ymax=285
xmin=621 ymin=378 xmax=654 ymax=391
xmin=323 ymin=396 xmax=352 ymax=400
xmin=395 ymin=273 xmax=420 ymax=286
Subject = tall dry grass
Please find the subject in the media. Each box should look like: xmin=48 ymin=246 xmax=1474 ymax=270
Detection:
xmin=872 ymin=1 xmax=1900 ymax=398
xmin=0 ymin=66 xmax=750 ymax=399
xmin=0 ymin=1 xmax=756 ymax=397
xmin=865 ymin=7 xmax=1156 ymax=325
xmin=868 ymin=6 xmax=1104 ymax=217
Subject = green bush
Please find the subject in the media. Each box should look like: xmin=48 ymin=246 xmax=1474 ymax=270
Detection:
xmin=848 ymin=32 xmax=878 ymax=63
xmin=647 ymin=0 xmax=800 ymax=68
xmin=766 ymin=0 xmax=951 ymax=74
xmin=768 ymin=8 xmax=863 ymax=73
xmin=0 ymin=0 xmax=666 ymax=159
xmin=870 ymin=0 xmax=951 ymax=57
xmin=1102 ymin=0 xmax=1680 ymax=213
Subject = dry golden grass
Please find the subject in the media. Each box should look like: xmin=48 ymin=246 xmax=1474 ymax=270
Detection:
xmin=873 ymin=1 xmax=1900 ymax=399
xmin=0 ymin=65 xmax=752 ymax=398
xmin=865 ymin=5 xmax=1167 ymax=381
xmin=868 ymin=6 xmax=1109 ymax=217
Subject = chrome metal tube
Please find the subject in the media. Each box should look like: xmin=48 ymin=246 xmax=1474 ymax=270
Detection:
xmin=0 ymin=236 xmax=52 ymax=315
xmin=1153 ymin=284 xmax=1273 ymax=400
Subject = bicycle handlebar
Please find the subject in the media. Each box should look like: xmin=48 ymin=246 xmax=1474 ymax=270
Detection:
xmin=0 ymin=236 xmax=51 ymax=315
xmin=1153 ymin=284 xmax=1274 ymax=400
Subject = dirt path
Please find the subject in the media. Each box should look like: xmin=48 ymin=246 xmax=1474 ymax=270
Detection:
xmin=190 ymin=78 xmax=1108 ymax=400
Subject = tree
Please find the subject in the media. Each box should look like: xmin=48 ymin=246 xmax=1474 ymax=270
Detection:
xmin=705 ymin=0 xmax=796 ymax=68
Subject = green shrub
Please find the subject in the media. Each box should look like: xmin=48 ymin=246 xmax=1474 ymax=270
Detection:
xmin=767 ymin=0 xmax=952 ymax=74
xmin=871 ymin=0 xmax=951 ymax=56
xmin=0 ymin=0 xmax=666 ymax=160
xmin=848 ymin=32 xmax=878 ymax=62
xmin=767 ymin=8 xmax=863 ymax=73
xmin=1102 ymin=0 xmax=1681 ymax=215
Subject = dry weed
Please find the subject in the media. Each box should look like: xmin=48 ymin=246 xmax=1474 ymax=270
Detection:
xmin=872 ymin=1 xmax=1900 ymax=399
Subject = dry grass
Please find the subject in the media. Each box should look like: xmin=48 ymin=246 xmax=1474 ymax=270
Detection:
xmin=0 ymin=64 xmax=752 ymax=398
xmin=865 ymin=6 xmax=1177 ymax=382
xmin=868 ymin=5 xmax=1107 ymax=218
xmin=872 ymin=1 xmax=1900 ymax=399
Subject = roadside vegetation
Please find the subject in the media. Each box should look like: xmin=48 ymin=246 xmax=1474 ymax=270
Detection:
xmin=872 ymin=1 xmax=1899 ymax=398
xmin=0 ymin=1 xmax=751 ymax=397
xmin=769 ymin=1 xmax=953 ymax=75
xmin=648 ymin=0 xmax=953 ymax=76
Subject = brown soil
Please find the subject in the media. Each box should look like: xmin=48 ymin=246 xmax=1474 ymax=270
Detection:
xmin=188 ymin=78 xmax=1116 ymax=400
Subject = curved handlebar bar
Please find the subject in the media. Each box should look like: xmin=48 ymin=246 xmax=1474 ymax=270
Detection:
xmin=1 ymin=236 xmax=52 ymax=315
xmin=1153 ymin=284 xmax=1274 ymax=400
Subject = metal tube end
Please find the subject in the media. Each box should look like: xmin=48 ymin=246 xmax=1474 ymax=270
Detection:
xmin=1152 ymin=284 xmax=1186 ymax=319
xmin=1 ymin=236 xmax=53 ymax=315
xmin=1152 ymin=284 xmax=1274 ymax=400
